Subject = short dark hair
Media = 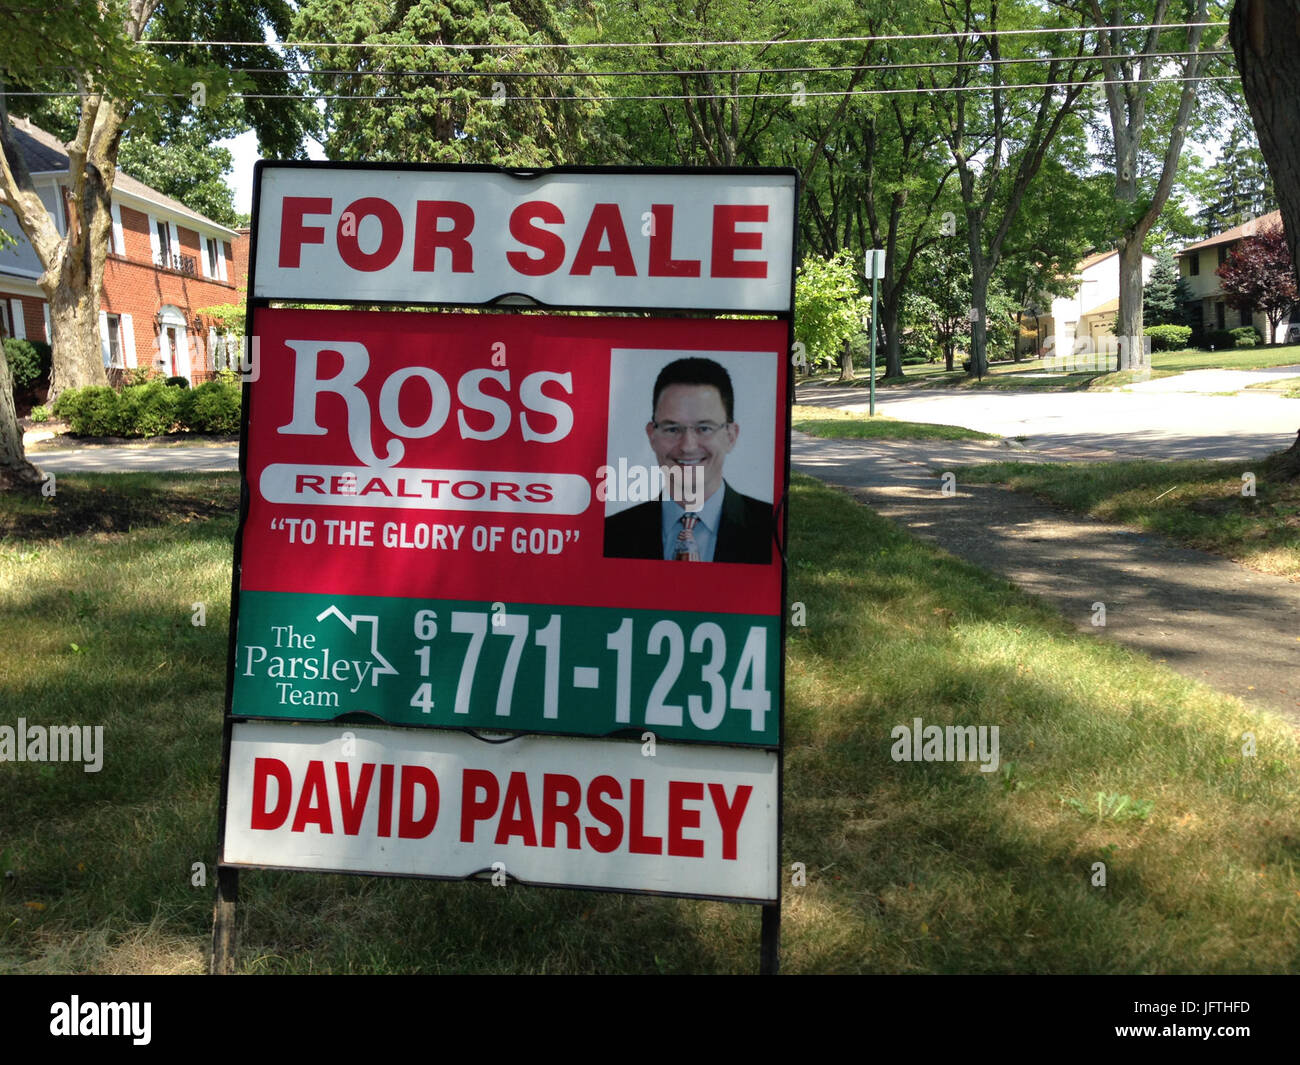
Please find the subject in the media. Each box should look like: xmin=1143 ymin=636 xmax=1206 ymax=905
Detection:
xmin=652 ymin=357 xmax=735 ymax=423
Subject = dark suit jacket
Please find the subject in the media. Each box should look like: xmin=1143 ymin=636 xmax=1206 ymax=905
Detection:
xmin=603 ymin=483 xmax=773 ymax=564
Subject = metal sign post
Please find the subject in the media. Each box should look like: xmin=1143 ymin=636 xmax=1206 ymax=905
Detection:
xmin=865 ymin=248 xmax=885 ymax=416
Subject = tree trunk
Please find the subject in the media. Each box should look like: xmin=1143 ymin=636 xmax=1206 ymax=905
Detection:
xmin=1115 ymin=236 xmax=1148 ymax=370
xmin=1232 ymin=0 xmax=1300 ymax=476
xmin=968 ymin=265 xmax=990 ymax=376
xmin=839 ymin=336 xmax=855 ymax=382
xmin=881 ymin=283 xmax=903 ymax=379
xmin=0 ymin=345 xmax=42 ymax=492
xmin=48 ymin=278 xmax=109 ymax=398
xmin=945 ymin=343 xmax=955 ymax=372
xmin=1231 ymin=1 xmax=1300 ymax=286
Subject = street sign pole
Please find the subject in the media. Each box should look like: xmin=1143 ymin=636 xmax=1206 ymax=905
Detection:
xmin=866 ymin=249 xmax=884 ymax=416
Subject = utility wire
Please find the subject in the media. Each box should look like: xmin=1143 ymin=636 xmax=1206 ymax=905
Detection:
xmin=1 ymin=74 xmax=1240 ymax=103
xmin=203 ymin=50 xmax=1232 ymax=79
xmin=144 ymin=22 xmax=1227 ymax=52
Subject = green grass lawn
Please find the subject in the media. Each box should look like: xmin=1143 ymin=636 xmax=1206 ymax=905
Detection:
xmin=1246 ymin=376 xmax=1300 ymax=399
xmin=3 ymin=472 xmax=1299 ymax=973
xmin=793 ymin=405 xmax=998 ymax=441
xmin=959 ymin=453 xmax=1300 ymax=579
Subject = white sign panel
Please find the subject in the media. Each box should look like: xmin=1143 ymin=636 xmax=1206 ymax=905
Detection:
xmin=252 ymin=166 xmax=796 ymax=312
xmin=223 ymin=722 xmax=780 ymax=902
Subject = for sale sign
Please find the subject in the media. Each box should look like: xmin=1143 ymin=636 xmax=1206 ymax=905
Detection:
xmin=224 ymin=723 xmax=779 ymax=901
xmin=252 ymin=165 xmax=797 ymax=311
xmin=231 ymin=309 xmax=787 ymax=747
xmin=220 ymin=163 xmax=794 ymax=910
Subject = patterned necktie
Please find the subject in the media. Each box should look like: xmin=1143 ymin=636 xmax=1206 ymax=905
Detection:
xmin=674 ymin=514 xmax=701 ymax=561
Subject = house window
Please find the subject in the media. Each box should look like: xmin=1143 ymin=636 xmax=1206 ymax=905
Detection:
xmin=1190 ymin=253 xmax=1200 ymax=276
xmin=106 ymin=314 xmax=124 ymax=368
xmin=156 ymin=219 xmax=172 ymax=265
xmin=1216 ymin=302 xmax=1226 ymax=330
xmin=0 ymin=303 xmax=9 ymax=338
xmin=1218 ymin=245 xmax=1229 ymax=266
xmin=206 ymin=238 xmax=219 ymax=278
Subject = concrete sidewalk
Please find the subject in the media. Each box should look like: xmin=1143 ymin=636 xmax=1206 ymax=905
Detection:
xmin=792 ymin=431 xmax=1300 ymax=725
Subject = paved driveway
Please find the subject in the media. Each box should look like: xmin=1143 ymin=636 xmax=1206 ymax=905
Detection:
xmin=799 ymin=381 xmax=1299 ymax=462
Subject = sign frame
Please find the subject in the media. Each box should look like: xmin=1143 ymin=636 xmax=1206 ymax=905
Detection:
xmin=213 ymin=161 xmax=799 ymax=974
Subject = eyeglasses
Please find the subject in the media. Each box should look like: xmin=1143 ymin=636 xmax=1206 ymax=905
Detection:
xmin=651 ymin=421 xmax=729 ymax=439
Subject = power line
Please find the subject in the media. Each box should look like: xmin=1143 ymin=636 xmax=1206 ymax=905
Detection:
xmin=144 ymin=22 xmax=1228 ymax=52
xmin=210 ymin=50 xmax=1232 ymax=80
xmin=1 ymin=73 xmax=1239 ymax=104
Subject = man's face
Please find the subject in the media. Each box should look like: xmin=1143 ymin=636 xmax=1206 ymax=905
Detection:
xmin=646 ymin=383 xmax=740 ymax=504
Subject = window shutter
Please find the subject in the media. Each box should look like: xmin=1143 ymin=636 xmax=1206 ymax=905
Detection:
xmin=9 ymin=299 xmax=25 ymax=339
xmin=121 ymin=314 xmax=137 ymax=368
xmin=218 ymin=241 xmax=229 ymax=282
xmin=98 ymin=310 xmax=111 ymax=367
xmin=111 ymin=203 xmax=125 ymax=256
xmin=148 ymin=216 xmax=161 ymax=263
xmin=169 ymin=222 xmax=181 ymax=270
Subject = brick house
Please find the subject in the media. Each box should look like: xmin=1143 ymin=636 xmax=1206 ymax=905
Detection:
xmin=1178 ymin=209 xmax=1295 ymax=342
xmin=0 ymin=117 xmax=247 ymax=382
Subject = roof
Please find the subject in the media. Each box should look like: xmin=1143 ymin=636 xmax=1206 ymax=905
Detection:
xmin=1076 ymin=248 xmax=1118 ymax=272
xmin=6 ymin=117 xmax=238 ymax=237
xmin=1181 ymin=210 xmax=1283 ymax=254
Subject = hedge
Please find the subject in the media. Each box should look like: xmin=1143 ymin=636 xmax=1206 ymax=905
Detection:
xmin=1144 ymin=324 xmax=1192 ymax=352
xmin=51 ymin=378 xmax=241 ymax=437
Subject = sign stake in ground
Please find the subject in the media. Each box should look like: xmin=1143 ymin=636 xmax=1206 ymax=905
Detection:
xmin=213 ymin=162 xmax=797 ymax=975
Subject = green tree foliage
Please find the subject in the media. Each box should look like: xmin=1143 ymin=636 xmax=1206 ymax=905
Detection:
xmin=1149 ymin=247 xmax=1196 ymax=326
xmin=1188 ymin=115 xmax=1278 ymax=238
xmin=292 ymin=0 xmax=597 ymax=165
xmin=794 ymin=250 xmax=871 ymax=371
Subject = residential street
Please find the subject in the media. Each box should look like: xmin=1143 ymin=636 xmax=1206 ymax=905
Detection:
xmin=799 ymin=374 xmax=1300 ymax=462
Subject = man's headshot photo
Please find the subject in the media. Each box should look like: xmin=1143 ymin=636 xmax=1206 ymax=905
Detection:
xmin=602 ymin=352 xmax=776 ymax=564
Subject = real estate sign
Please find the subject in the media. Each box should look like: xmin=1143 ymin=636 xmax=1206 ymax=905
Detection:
xmin=220 ymin=164 xmax=795 ymax=906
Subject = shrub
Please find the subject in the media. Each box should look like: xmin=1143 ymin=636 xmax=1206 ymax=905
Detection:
xmin=181 ymin=379 xmax=241 ymax=434
xmin=56 ymin=385 xmax=119 ymax=435
xmin=3 ymin=337 xmax=47 ymax=390
xmin=165 ymin=375 xmax=190 ymax=388
xmin=52 ymin=382 xmax=183 ymax=436
xmin=901 ymin=354 xmax=930 ymax=366
xmin=1230 ymin=325 xmax=1263 ymax=348
xmin=1144 ymin=324 xmax=1192 ymax=352
xmin=1201 ymin=329 xmax=1236 ymax=350
xmin=30 ymin=404 xmax=49 ymax=423
xmin=123 ymin=382 xmax=183 ymax=436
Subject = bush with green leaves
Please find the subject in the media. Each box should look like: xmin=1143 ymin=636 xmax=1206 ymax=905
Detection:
xmin=1144 ymin=324 xmax=1192 ymax=352
xmin=180 ymin=379 xmax=241 ymax=434
xmin=30 ymin=404 xmax=49 ymax=423
xmin=165 ymin=375 xmax=190 ymax=388
xmin=1201 ymin=329 xmax=1237 ymax=350
xmin=794 ymin=250 xmax=871 ymax=370
xmin=53 ymin=381 xmax=189 ymax=437
xmin=3 ymin=337 xmax=51 ymax=390
xmin=53 ymin=385 xmax=119 ymax=435
xmin=1230 ymin=325 xmax=1263 ymax=348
